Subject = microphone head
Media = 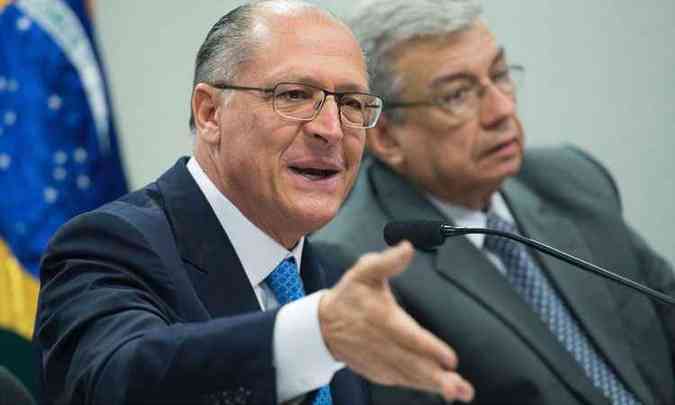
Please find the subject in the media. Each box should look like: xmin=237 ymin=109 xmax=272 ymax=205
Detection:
xmin=383 ymin=221 xmax=446 ymax=250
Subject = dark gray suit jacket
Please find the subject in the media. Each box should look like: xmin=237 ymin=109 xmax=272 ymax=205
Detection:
xmin=312 ymin=147 xmax=675 ymax=404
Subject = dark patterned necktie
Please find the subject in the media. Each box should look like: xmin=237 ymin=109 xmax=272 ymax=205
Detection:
xmin=483 ymin=212 xmax=639 ymax=405
xmin=266 ymin=257 xmax=333 ymax=405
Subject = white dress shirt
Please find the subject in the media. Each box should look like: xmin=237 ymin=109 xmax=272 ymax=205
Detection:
xmin=187 ymin=158 xmax=343 ymax=403
xmin=426 ymin=191 xmax=517 ymax=275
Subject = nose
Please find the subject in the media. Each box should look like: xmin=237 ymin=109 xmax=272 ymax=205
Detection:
xmin=304 ymin=95 xmax=344 ymax=145
xmin=479 ymin=84 xmax=517 ymax=128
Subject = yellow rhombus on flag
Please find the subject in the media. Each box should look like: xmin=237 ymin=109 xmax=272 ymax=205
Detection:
xmin=0 ymin=239 xmax=39 ymax=341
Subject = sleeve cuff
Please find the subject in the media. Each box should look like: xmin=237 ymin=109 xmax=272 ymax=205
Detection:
xmin=273 ymin=290 xmax=344 ymax=402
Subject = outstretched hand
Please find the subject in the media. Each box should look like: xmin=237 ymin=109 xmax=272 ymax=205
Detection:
xmin=319 ymin=241 xmax=474 ymax=403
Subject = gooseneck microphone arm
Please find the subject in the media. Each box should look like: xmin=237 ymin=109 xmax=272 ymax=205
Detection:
xmin=444 ymin=225 xmax=675 ymax=306
xmin=384 ymin=221 xmax=675 ymax=306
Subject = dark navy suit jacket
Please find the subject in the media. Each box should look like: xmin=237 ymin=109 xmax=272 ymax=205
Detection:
xmin=35 ymin=158 xmax=368 ymax=405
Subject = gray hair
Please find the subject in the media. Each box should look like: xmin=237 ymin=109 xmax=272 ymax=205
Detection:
xmin=188 ymin=0 xmax=344 ymax=131
xmin=350 ymin=0 xmax=482 ymax=123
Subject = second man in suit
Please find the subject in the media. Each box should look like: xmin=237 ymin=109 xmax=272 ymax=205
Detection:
xmin=312 ymin=0 xmax=675 ymax=404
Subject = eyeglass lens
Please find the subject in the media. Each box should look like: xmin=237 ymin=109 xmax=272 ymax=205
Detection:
xmin=435 ymin=66 xmax=522 ymax=118
xmin=272 ymin=83 xmax=382 ymax=128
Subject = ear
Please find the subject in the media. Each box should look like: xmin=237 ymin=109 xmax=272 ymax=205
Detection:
xmin=192 ymin=83 xmax=222 ymax=144
xmin=366 ymin=114 xmax=406 ymax=170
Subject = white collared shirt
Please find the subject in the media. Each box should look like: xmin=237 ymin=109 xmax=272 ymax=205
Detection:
xmin=426 ymin=191 xmax=516 ymax=274
xmin=187 ymin=157 xmax=342 ymax=403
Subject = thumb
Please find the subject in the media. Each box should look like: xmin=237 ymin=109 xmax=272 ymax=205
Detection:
xmin=349 ymin=241 xmax=414 ymax=283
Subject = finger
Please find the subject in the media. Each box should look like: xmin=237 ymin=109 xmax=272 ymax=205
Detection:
xmin=389 ymin=309 xmax=458 ymax=371
xmin=385 ymin=343 xmax=470 ymax=402
xmin=350 ymin=241 xmax=414 ymax=283
xmin=437 ymin=372 xmax=475 ymax=403
xmin=379 ymin=340 xmax=446 ymax=389
xmin=457 ymin=376 xmax=475 ymax=403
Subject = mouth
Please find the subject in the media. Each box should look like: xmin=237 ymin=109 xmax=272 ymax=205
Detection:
xmin=488 ymin=137 xmax=519 ymax=156
xmin=288 ymin=166 xmax=340 ymax=181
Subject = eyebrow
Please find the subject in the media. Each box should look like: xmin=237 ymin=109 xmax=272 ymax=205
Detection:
xmin=429 ymin=47 xmax=507 ymax=87
xmin=267 ymin=75 xmax=369 ymax=93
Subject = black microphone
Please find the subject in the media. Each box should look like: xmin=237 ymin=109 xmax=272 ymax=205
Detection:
xmin=384 ymin=220 xmax=675 ymax=306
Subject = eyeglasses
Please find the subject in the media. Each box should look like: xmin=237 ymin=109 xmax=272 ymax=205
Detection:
xmin=385 ymin=64 xmax=524 ymax=124
xmin=210 ymin=81 xmax=384 ymax=129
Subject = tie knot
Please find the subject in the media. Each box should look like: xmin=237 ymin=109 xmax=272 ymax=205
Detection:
xmin=484 ymin=212 xmax=521 ymax=256
xmin=266 ymin=257 xmax=305 ymax=305
xmin=486 ymin=211 xmax=518 ymax=234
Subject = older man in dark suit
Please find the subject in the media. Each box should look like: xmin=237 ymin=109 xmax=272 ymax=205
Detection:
xmin=312 ymin=1 xmax=675 ymax=404
xmin=33 ymin=1 xmax=476 ymax=404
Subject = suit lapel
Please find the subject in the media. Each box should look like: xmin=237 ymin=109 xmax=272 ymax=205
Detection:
xmin=155 ymin=159 xmax=369 ymax=404
xmin=367 ymin=158 xmax=445 ymax=222
xmin=156 ymin=158 xmax=261 ymax=318
xmin=503 ymin=179 xmax=653 ymax=404
xmin=300 ymin=242 xmax=329 ymax=295
xmin=433 ymin=236 xmax=612 ymax=403
xmin=369 ymin=160 xmax=610 ymax=403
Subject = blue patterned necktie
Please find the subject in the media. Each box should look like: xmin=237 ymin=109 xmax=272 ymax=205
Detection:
xmin=266 ymin=257 xmax=333 ymax=405
xmin=483 ymin=212 xmax=639 ymax=405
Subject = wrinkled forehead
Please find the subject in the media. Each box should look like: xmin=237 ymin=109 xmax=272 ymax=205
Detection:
xmin=393 ymin=22 xmax=501 ymax=88
xmin=397 ymin=22 xmax=497 ymax=66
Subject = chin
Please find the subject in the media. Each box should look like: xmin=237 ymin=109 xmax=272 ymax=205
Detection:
xmin=291 ymin=200 xmax=342 ymax=234
xmin=480 ymin=158 xmax=522 ymax=192
xmin=507 ymin=152 xmax=524 ymax=175
xmin=496 ymin=147 xmax=523 ymax=174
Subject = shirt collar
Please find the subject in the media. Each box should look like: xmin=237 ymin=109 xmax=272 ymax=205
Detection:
xmin=426 ymin=191 xmax=515 ymax=249
xmin=186 ymin=157 xmax=304 ymax=288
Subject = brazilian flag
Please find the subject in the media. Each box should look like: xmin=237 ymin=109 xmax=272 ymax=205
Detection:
xmin=0 ymin=0 xmax=127 ymax=397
